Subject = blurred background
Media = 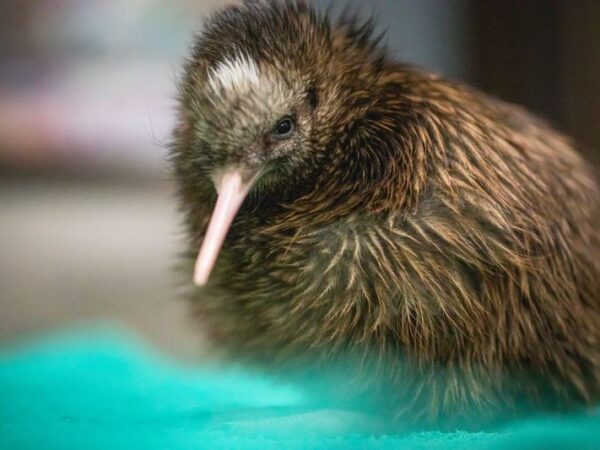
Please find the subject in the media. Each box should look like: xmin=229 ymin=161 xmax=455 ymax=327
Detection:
xmin=1 ymin=1 xmax=599 ymax=359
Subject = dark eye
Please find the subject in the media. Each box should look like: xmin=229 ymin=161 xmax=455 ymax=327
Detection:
xmin=272 ymin=116 xmax=295 ymax=139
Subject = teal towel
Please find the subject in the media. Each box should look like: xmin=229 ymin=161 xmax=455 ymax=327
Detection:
xmin=1 ymin=327 xmax=598 ymax=449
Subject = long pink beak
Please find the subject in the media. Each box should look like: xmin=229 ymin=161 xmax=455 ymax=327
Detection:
xmin=193 ymin=169 xmax=258 ymax=286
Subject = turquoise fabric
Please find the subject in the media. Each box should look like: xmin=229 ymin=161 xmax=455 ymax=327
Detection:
xmin=1 ymin=326 xmax=598 ymax=449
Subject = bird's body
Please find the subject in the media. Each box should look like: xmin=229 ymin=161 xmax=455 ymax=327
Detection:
xmin=172 ymin=1 xmax=600 ymax=426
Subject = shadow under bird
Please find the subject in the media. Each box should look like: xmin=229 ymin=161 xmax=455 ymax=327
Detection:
xmin=171 ymin=0 xmax=600 ymax=427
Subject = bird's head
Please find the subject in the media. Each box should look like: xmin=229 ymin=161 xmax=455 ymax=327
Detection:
xmin=173 ymin=1 xmax=416 ymax=285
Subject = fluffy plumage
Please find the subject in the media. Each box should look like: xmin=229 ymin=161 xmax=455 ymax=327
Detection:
xmin=171 ymin=0 xmax=600 ymax=426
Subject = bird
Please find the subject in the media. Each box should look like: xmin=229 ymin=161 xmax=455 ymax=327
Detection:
xmin=170 ymin=0 xmax=600 ymax=427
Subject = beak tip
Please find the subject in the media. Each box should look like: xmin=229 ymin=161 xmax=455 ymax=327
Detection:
xmin=193 ymin=268 xmax=209 ymax=287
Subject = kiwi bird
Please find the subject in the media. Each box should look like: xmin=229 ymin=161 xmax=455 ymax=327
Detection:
xmin=171 ymin=1 xmax=600 ymax=426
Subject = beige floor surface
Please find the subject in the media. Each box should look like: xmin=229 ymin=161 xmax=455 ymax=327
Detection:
xmin=0 ymin=176 xmax=205 ymax=359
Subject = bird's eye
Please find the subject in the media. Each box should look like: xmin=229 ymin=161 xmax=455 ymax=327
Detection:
xmin=272 ymin=116 xmax=295 ymax=139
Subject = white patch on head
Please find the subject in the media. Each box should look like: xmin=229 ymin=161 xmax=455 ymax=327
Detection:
xmin=207 ymin=54 xmax=261 ymax=94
